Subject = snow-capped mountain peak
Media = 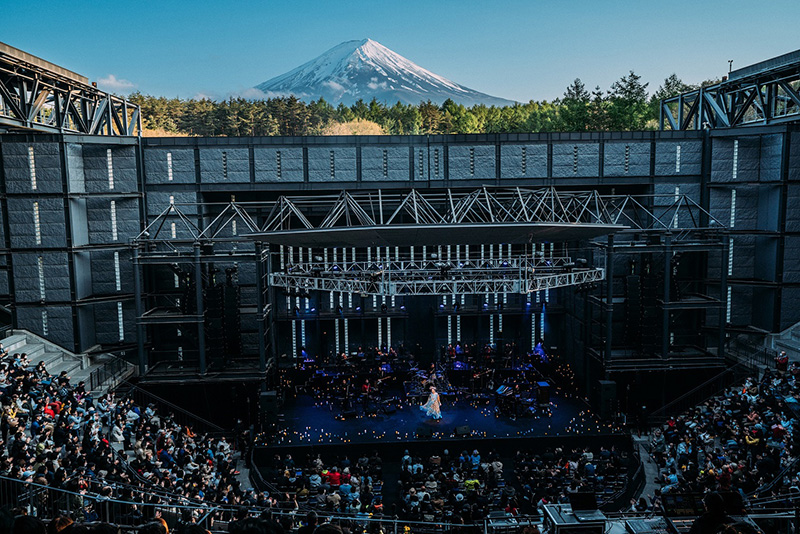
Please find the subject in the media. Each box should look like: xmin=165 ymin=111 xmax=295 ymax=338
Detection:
xmin=254 ymin=39 xmax=514 ymax=107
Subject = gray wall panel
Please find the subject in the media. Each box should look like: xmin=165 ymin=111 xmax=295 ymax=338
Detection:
xmin=254 ymin=147 xmax=303 ymax=182
xmin=308 ymin=147 xmax=356 ymax=182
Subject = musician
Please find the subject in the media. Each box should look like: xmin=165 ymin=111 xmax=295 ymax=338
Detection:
xmin=362 ymin=379 xmax=372 ymax=396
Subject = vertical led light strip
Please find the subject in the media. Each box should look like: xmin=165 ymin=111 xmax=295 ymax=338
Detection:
xmin=727 ymin=188 xmax=736 ymax=323
xmin=529 ymin=293 xmax=534 ymax=347
xmin=167 ymin=152 xmax=173 ymax=181
xmin=673 ymin=186 xmax=680 ymax=228
xmin=446 ymin=295 xmax=452 ymax=344
xmin=33 ymin=202 xmax=41 ymax=245
xmin=346 ymin=292 xmax=352 ymax=351
xmin=675 ymin=145 xmax=681 ymax=173
xmin=114 ymin=251 xmax=122 ymax=291
xmin=37 ymin=256 xmax=46 ymax=300
xmin=28 ymin=146 xmax=37 ymax=190
xmin=110 ymin=200 xmax=118 ymax=241
xmin=117 ymin=302 xmax=124 ymax=341
xmin=107 ymin=148 xmax=115 ymax=190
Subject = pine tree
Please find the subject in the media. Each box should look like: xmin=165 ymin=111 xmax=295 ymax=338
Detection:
xmin=559 ymin=78 xmax=590 ymax=131
xmin=607 ymin=71 xmax=650 ymax=130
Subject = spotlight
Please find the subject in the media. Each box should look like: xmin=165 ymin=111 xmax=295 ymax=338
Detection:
xmin=356 ymin=306 xmax=362 ymax=312
xmin=400 ymin=305 xmax=406 ymax=311
xmin=526 ymin=302 xmax=532 ymax=307
xmin=439 ymin=304 xmax=445 ymax=309
xmin=310 ymin=307 xmax=316 ymax=312
xmin=502 ymin=260 xmax=509 ymax=267
xmin=332 ymin=265 xmax=340 ymax=272
xmin=483 ymin=303 xmax=489 ymax=309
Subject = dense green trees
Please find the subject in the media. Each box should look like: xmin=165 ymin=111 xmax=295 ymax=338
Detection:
xmin=129 ymin=71 xmax=697 ymax=137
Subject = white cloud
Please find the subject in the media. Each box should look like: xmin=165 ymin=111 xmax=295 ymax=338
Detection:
xmin=367 ymin=77 xmax=388 ymax=90
xmin=97 ymin=74 xmax=136 ymax=94
xmin=236 ymin=87 xmax=292 ymax=100
xmin=322 ymin=80 xmax=345 ymax=93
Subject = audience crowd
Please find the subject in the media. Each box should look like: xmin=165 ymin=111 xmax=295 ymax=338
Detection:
xmin=0 ymin=354 xmax=261 ymax=522
xmin=646 ymin=362 xmax=800 ymax=512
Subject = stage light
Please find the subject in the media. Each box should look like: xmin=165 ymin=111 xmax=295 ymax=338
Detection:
xmin=502 ymin=260 xmax=508 ymax=267
xmin=483 ymin=303 xmax=489 ymax=309
xmin=439 ymin=304 xmax=445 ymax=309
xmin=356 ymin=306 xmax=361 ymax=312
xmin=400 ymin=305 xmax=406 ymax=311
xmin=310 ymin=307 xmax=316 ymax=312
xmin=332 ymin=265 xmax=340 ymax=271
xmin=526 ymin=302 xmax=531 ymax=307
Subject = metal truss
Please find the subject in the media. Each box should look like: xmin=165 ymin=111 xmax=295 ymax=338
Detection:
xmin=270 ymin=265 xmax=605 ymax=296
xmin=261 ymin=187 xmax=611 ymax=230
xmin=0 ymin=41 xmax=141 ymax=136
xmin=135 ymin=187 xmax=725 ymax=245
xmin=660 ymin=49 xmax=800 ymax=130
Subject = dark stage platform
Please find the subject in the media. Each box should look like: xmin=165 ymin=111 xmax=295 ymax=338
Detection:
xmin=272 ymin=391 xmax=616 ymax=446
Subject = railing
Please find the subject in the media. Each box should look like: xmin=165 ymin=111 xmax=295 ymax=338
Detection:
xmin=0 ymin=474 xmax=220 ymax=529
xmin=124 ymin=383 xmax=226 ymax=434
xmin=727 ymin=337 xmax=778 ymax=369
xmin=648 ymin=362 xmax=749 ymax=425
xmin=88 ymin=353 xmax=134 ymax=391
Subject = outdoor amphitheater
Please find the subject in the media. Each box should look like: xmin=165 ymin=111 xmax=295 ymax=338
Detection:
xmin=1 ymin=37 xmax=800 ymax=534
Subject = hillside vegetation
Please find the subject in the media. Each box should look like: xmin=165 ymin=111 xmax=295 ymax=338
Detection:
xmin=130 ymin=73 xmax=712 ymax=137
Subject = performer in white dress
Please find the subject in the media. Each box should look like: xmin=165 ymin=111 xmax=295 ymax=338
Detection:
xmin=420 ymin=386 xmax=442 ymax=420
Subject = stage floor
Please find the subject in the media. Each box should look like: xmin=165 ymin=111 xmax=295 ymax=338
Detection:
xmin=273 ymin=390 xmax=614 ymax=446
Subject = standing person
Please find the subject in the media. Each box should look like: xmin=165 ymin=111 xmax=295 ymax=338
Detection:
xmin=420 ymin=386 xmax=442 ymax=420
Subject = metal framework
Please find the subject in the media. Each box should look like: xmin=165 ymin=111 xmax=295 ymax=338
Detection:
xmin=130 ymin=187 xmax=728 ymax=374
xmin=0 ymin=41 xmax=141 ymax=136
xmin=660 ymin=48 xmax=800 ymax=130
xmin=272 ymin=255 xmax=606 ymax=296
xmin=136 ymin=187 xmax=724 ymax=244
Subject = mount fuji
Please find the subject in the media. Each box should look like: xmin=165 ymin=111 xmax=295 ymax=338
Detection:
xmin=254 ymin=39 xmax=515 ymax=107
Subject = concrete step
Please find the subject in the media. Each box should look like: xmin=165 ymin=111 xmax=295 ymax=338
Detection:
xmin=48 ymin=358 xmax=83 ymax=379
xmin=1 ymin=334 xmax=27 ymax=353
xmin=20 ymin=343 xmax=47 ymax=362
xmin=36 ymin=352 xmax=66 ymax=369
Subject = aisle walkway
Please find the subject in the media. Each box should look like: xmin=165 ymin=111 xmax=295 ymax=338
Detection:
xmin=633 ymin=434 xmax=660 ymax=502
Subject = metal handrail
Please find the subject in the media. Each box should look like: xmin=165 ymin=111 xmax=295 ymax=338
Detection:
xmin=123 ymin=382 xmax=226 ymax=433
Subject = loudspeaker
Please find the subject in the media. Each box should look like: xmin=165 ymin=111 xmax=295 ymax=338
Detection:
xmin=595 ymin=380 xmax=617 ymax=421
xmin=455 ymin=425 xmax=471 ymax=436
xmin=416 ymin=426 xmax=433 ymax=439
xmin=536 ymin=381 xmax=550 ymax=405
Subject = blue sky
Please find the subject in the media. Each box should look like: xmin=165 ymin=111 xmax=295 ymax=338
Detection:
xmin=4 ymin=0 xmax=799 ymax=102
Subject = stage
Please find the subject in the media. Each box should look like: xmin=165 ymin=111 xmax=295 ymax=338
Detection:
xmin=271 ymin=388 xmax=616 ymax=446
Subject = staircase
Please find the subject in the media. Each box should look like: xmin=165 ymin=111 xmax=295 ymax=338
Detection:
xmin=768 ymin=321 xmax=800 ymax=362
xmin=1 ymin=329 xmax=135 ymax=395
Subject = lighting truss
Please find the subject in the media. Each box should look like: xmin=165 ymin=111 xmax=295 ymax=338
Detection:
xmin=0 ymin=42 xmax=141 ymax=136
xmin=270 ymin=263 xmax=605 ymax=296
xmin=132 ymin=187 xmax=725 ymax=296
xmin=134 ymin=187 xmax=725 ymax=245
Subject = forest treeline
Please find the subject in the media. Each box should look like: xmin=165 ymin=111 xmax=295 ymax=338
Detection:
xmin=129 ymin=72 xmax=713 ymax=137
